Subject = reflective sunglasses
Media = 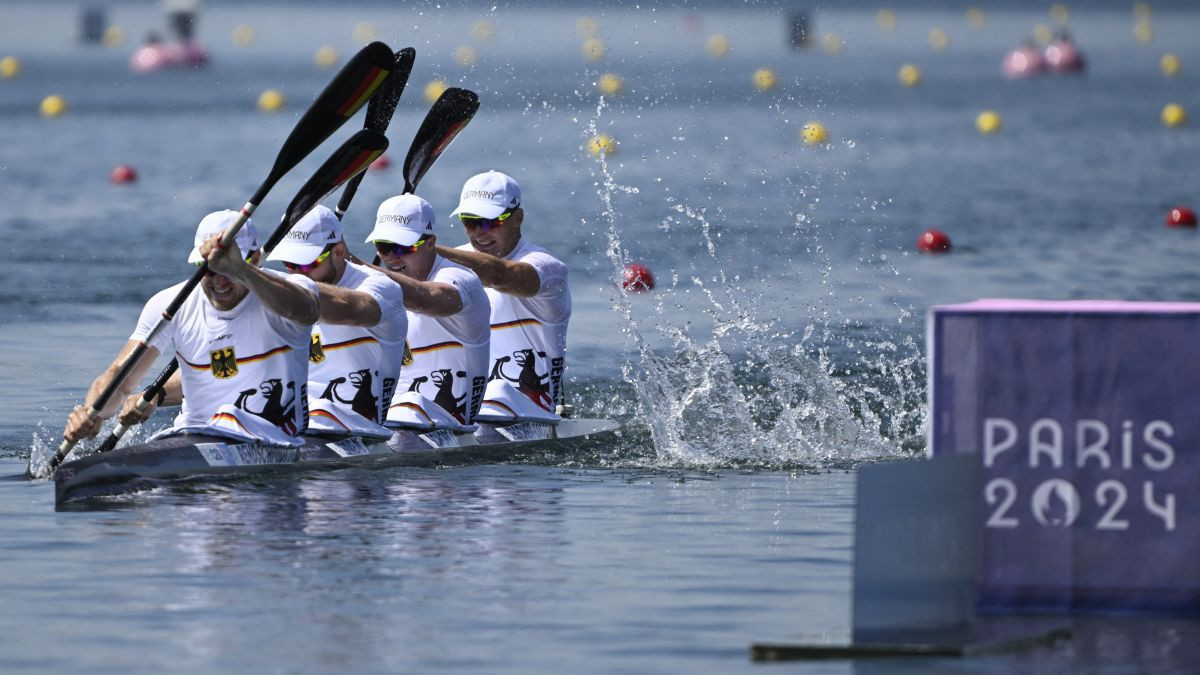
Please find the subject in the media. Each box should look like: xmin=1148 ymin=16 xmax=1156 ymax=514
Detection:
xmin=374 ymin=237 xmax=430 ymax=257
xmin=458 ymin=209 xmax=515 ymax=231
xmin=282 ymin=247 xmax=333 ymax=273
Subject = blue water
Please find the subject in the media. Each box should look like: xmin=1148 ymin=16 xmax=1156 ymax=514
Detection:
xmin=3 ymin=1 xmax=1200 ymax=671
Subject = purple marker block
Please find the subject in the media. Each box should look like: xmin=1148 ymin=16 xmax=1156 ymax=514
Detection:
xmin=929 ymin=299 xmax=1200 ymax=613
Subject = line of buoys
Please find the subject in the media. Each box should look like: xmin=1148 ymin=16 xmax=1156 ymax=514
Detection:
xmin=1166 ymin=207 xmax=1197 ymax=228
xmin=40 ymin=95 xmax=67 ymax=117
xmin=622 ymin=263 xmax=655 ymax=291
xmin=110 ymin=165 xmax=137 ymax=184
xmin=0 ymin=56 xmax=20 ymax=79
xmin=801 ymin=121 xmax=828 ymax=145
xmin=314 ymin=45 xmax=339 ymax=69
xmin=597 ymin=73 xmax=623 ymax=96
xmin=1162 ymin=103 xmax=1186 ymax=128
xmin=917 ymin=229 xmax=952 ymax=253
xmin=588 ymin=133 xmax=616 ymax=158
xmin=752 ymin=68 xmax=777 ymax=92
xmin=424 ymin=79 xmax=447 ymax=104
xmin=898 ymin=63 xmax=921 ymax=87
xmin=976 ymin=110 xmax=1002 ymax=134
xmin=257 ymin=89 xmax=285 ymax=112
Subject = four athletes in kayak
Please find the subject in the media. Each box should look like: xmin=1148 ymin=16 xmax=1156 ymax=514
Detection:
xmin=62 ymin=171 xmax=572 ymax=447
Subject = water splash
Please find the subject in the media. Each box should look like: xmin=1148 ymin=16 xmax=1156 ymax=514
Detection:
xmin=585 ymin=101 xmax=923 ymax=470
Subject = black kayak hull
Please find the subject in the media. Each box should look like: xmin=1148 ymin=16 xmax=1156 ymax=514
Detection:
xmin=54 ymin=419 xmax=619 ymax=505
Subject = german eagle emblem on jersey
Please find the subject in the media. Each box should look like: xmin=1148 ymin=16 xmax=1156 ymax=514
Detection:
xmin=210 ymin=347 xmax=238 ymax=379
xmin=309 ymin=334 xmax=326 ymax=364
xmin=402 ymin=340 xmax=413 ymax=367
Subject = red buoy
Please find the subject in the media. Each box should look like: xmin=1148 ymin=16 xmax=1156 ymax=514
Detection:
xmin=917 ymin=229 xmax=952 ymax=253
xmin=370 ymin=154 xmax=392 ymax=170
xmin=1167 ymin=207 xmax=1198 ymax=228
xmin=109 ymin=164 xmax=137 ymax=184
xmin=622 ymin=263 xmax=655 ymax=291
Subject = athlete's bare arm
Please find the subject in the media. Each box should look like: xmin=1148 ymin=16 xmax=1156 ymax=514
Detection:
xmin=204 ymin=233 xmax=320 ymax=324
xmin=435 ymin=244 xmax=541 ymax=297
xmin=315 ymin=283 xmax=382 ymax=327
xmin=371 ymin=267 xmax=463 ymax=317
xmin=64 ymin=339 xmax=160 ymax=442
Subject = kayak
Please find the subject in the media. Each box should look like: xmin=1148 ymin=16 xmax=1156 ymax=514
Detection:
xmin=54 ymin=418 xmax=619 ymax=505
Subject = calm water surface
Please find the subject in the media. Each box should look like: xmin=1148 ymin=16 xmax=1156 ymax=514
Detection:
xmin=3 ymin=1 xmax=1200 ymax=671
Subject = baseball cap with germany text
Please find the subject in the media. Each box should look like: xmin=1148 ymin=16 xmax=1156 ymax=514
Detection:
xmin=449 ymin=170 xmax=521 ymax=221
xmin=187 ymin=210 xmax=260 ymax=264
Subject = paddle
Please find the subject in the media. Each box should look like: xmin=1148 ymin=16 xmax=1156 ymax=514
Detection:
xmin=370 ymin=86 xmax=481 ymax=264
xmin=83 ymin=129 xmax=388 ymax=462
xmin=335 ymin=47 xmax=415 ymax=220
xmin=38 ymin=42 xmax=395 ymax=478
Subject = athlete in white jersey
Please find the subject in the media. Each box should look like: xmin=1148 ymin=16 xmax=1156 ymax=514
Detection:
xmin=267 ymin=205 xmax=407 ymax=429
xmin=361 ymin=194 xmax=490 ymax=424
xmin=63 ymin=210 xmax=321 ymax=446
xmin=437 ymin=171 xmax=571 ymax=413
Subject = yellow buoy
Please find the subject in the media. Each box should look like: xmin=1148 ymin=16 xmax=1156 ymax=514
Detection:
xmin=597 ymin=73 xmax=623 ymax=96
xmin=232 ymin=24 xmax=255 ymax=47
xmin=976 ymin=110 xmax=1002 ymax=134
xmin=471 ymin=20 xmax=495 ymax=43
xmin=707 ymin=34 xmax=730 ymax=58
xmin=752 ymin=67 xmax=777 ymax=92
xmin=0 ymin=56 xmax=21 ymax=79
xmin=898 ymin=63 xmax=921 ymax=87
xmin=582 ymin=38 xmax=606 ymax=62
xmin=1050 ymin=4 xmax=1070 ymax=26
xmin=588 ymin=133 xmax=616 ymax=157
xmin=103 ymin=26 xmax=125 ymax=47
xmin=1133 ymin=2 xmax=1151 ymax=20
xmin=928 ymin=28 xmax=950 ymax=51
xmin=353 ymin=22 xmax=377 ymax=44
xmin=577 ymin=17 xmax=599 ymax=39
xmin=1033 ymin=24 xmax=1053 ymax=45
xmin=454 ymin=45 xmax=478 ymax=67
xmin=876 ymin=9 xmax=897 ymax=32
xmin=424 ymin=79 xmax=447 ymax=104
xmin=39 ymin=95 xmax=66 ymax=118
xmin=801 ymin=121 xmax=828 ymax=145
xmin=1162 ymin=103 xmax=1186 ymax=128
xmin=1161 ymin=53 xmax=1181 ymax=77
xmin=314 ymin=45 xmax=339 ymax=69
xmin=822 ymin=34 xmax=844 ymax=55
xmin=257 ymin=89 xmax=285 ymax=112
xmin=966 ymin=7 xmax=986 ymax=29
xmin=1134 ymin=19 xmax=1153 ymax=44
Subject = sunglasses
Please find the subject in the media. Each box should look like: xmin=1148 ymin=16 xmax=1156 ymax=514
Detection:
xmin=374 ymin=237 xmax=430 ymax=257
xmin=194 ymin=252 xmax=257 ymax=275
xmin=282 ymin=247 xmax=333 ymax=273
xmin=459 ymin=209 xmax=515 ymax=231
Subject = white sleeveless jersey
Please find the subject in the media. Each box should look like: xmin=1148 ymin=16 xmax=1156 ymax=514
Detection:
xmin=307 ymin=262 xmax=407 ymax=424
xmin=394 ymin=256 xmax=490 ymax=424
xmin=132 ymin=269 xmax=319 ymax=438
xmin=457 ymin=238 xmax=570 ymax=411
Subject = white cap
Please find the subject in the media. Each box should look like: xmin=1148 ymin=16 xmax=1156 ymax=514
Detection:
xmin=187 ymin=210 xmax=259 ymax=264
xmin=449 ymin=170 xmax=521 ymax=221
xmin=267 ymin=205 xmax=342 ymax=265
xmin=366 ymin=194 xmax=435 ymax=246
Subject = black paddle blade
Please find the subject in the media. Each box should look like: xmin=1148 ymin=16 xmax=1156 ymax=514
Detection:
xmin=334 ymin=48 xmax=416 ymax=220
xmin=403 ymin=87 xmax=480 ymax=194
xmin=367 ymin=48 xmax=416 ymax=133
xmin=259 ymin=41 xmax=394 ymax=202
xmin=263 ymin=129 xmax=389 ymax=253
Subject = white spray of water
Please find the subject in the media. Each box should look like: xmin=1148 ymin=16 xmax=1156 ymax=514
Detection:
xmin=585 ymin=100 xmax=919 ymax=469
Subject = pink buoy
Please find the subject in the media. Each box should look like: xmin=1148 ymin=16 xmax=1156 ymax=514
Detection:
xmin=1044 ymin=39 xmax=1085 ymax=73
xmin=1166 ymin=207 xmax=1198 ymax=228
xmin=130 ymin=38 xmax=209 ymax=73
xmin=1002 ymin=45 xmax=1045 ymax=79
xmin=917 ymin=229 xmax=952 ymax=253
xmin=621 ymin=263 xmax=655 ymax=291
xmin=110 ymin=165 xmax=138 ymax=184
xmin=370 ymin=154 xmax=392 ymax=170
